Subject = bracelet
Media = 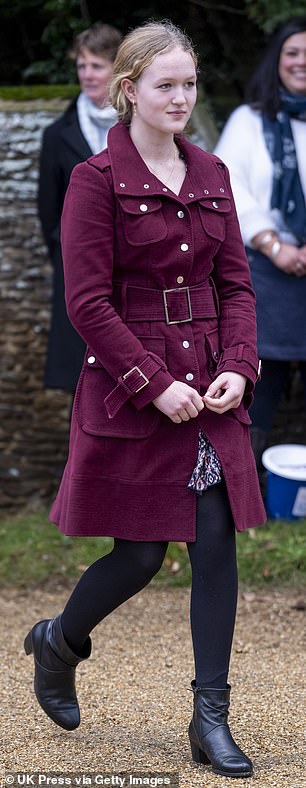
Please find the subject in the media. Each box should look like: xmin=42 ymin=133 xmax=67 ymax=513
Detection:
xmin=257 ymin=231 xmax=277 ymax=248
xmin=271 ymin=240 xmax=281 ymax=257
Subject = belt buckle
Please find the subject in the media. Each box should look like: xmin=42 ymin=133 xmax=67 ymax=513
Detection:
xmin=163 ymin=286 xmax=192 ymax=325
xmin=122 ymin=366 xmax=149 ymax=394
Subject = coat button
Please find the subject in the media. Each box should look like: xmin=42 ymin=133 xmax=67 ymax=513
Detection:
xmin=220 ymin=187 xmax=225 ymax=192
xmin=162 ymin=187 xmax=168 ymax=192
xmin=119 ymin=183 xmax=126 ymax=188
xmin=88 ymin=355 xmax=96 ymax=364
xmin=140 ymin=204 xmax=148 ymax=212
xmin=186 ymin=372 xmax=194 ymax=381
xmin=182 ymin=340 xmax=190 ymax=348
xmin=204 ymin=189 xmax=209 ymax=194
xmin=188 ymin=192 xmax=194 ymax=198
xmin=144 ymin=183 xmax=150 ymax=189
xmin=213 ymin=351 xmax=219 ymax=360
xmin=177 ymin=210 xmax=184 ymax=218
xmin=180 ymin=243 xmax=189 ymax=251
xmin=176 ymin=275 xmax=184 ymax=284
xmin=212 ymin=201 xmax=219 ymax=209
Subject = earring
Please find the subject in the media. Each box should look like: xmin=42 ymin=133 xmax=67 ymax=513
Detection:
xmin=132 ymin=101 xmax=137 ymax=116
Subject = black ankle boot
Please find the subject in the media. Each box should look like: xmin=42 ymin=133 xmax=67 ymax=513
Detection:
xmin=188 ymin=682 xmax=253 ymax=778
xmin=24 ymin=615 xmax=91 ymax=731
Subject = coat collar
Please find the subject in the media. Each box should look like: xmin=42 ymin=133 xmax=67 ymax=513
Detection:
xmin=92 ymin=121 xmax=227 ymax=202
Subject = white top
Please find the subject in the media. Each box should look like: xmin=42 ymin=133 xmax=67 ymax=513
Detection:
xmin=214 ymin=104 xmax=306 ymax=247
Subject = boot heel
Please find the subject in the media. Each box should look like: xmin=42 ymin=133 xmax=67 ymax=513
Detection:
xmin=24 ymin=630 xmax=33 ymax=656
xmin=189 ymin=738 xmax=210 ymax=765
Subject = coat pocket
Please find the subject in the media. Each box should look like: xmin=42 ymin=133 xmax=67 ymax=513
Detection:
xmin=118 ymin=196 xmax=168 ymax=246
xmin=75 ymin=336 xmax=166 ymax=439
xmin=198 ymin=196 xmax=231 ymax=241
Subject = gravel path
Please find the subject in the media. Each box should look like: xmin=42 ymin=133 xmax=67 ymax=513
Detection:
xmin=0 ymin=584 xmax=305 ymax=788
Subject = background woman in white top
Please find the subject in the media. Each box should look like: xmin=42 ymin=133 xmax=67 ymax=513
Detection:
xmin=215 ymin=16 xmax=306 ymax=468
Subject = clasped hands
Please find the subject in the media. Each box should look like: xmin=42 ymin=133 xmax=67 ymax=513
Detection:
xmin=273 ymin=243 xmax=306 ymax=277
xmin=153 ymin=371 xmax=247 ymax=424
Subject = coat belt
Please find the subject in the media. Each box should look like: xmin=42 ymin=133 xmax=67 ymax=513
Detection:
xmin=104 ymin=282 xmax=219 ymax=418
xmin=112 ymin=281 xmax=218 ymax=324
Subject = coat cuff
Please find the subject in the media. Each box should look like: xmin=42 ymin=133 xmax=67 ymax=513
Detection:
xmin=132 ymin=367 xmax=175 ymax=410
xmin=216 ymin=345 xmax=260 ymax=408
xmin=104 ymin=353 xmax=174 ymax=418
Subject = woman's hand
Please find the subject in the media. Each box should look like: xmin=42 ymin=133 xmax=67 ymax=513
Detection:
xmin=294 ymin=244 xmax=306 ymax=277
xmin=252 ymin=231 xmax=306 ymax=276
xmin=271 ymin=243 xmax=306 ymax=276
xmin=203 ymin=372 xmax=247 ymax=414
xmin=153 ymin=380 xmax=204 ymax=423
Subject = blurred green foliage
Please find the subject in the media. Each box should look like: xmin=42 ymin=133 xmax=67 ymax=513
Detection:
xmin=0 ymin=0 xmax=305 ymax=120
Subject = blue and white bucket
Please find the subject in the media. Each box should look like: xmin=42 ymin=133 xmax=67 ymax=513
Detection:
xmin=262 ymin=444 xmax=306 ymax=519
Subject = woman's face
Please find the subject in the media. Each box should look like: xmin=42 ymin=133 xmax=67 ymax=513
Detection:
xmin=125 ymin=46 xmax=197 ymax=136
xmin=76 ymin=47 xmax=114 ymax=106
xmin=278 ymin=31 xmax=306 ymax=95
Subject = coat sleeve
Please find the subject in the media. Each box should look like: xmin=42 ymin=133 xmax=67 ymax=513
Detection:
xmin=38 ymin=125 xmax=63 ymax=259
xmin=211 ymin=160 xmax=260 ymax=405
xmin=61 ymin=161 xmax=175 ymax=416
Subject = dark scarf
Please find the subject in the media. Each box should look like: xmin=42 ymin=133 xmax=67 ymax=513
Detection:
xmin=262 ymin=88 xmax=306 ymax=244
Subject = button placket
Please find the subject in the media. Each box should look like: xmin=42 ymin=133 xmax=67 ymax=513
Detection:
xmin=175 ymin=196 xmax=192 ymax=285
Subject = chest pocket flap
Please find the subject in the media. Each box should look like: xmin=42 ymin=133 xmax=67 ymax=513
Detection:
xmin=118 ymin=196 xmax=168 ymax=246
xmin=198 ymin=194 xmax=231 ymax=241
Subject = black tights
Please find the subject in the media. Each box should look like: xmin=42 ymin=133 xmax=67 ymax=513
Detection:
xmin=250 ymin=360 xmax=306 ymax=431
xmin=61 ymin=482 xmax=237 ymax=688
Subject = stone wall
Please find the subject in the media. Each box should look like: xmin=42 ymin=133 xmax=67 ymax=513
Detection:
xmin=0 ymin=101 xmax=305 ymax=514
xmin=0 ymin=101 xmax=71 ymax=512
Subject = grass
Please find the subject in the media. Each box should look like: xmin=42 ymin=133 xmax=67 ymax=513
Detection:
xmin=0 ymin=511 xmax=305 ymax=590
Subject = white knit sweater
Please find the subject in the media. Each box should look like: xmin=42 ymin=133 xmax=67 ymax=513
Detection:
xmin=214 ymin=104 xmax=306 ymax=247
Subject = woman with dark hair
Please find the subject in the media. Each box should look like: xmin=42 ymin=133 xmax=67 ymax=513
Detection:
xmin=215 ymin=17 xmax=306 ymax=468
xmin=25 ymin=20 xmax=265 ymax=779
xmin=39 ymin=22 xmax=122 ymax=393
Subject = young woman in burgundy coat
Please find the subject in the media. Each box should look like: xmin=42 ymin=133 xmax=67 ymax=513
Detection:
xmin=24 ymin=21 xmax=266 ymax=779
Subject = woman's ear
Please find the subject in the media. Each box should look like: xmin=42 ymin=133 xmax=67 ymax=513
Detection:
xmin=121 ymin=78 xmax=137 ymax=103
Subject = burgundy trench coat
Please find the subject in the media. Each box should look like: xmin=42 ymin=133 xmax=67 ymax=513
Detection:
xmin=50 ymin=122 xmax=266 ymax=540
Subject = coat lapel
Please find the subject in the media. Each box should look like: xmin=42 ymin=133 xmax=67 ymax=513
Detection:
xmin=60 ymin=101 xmax=92 ymax=160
